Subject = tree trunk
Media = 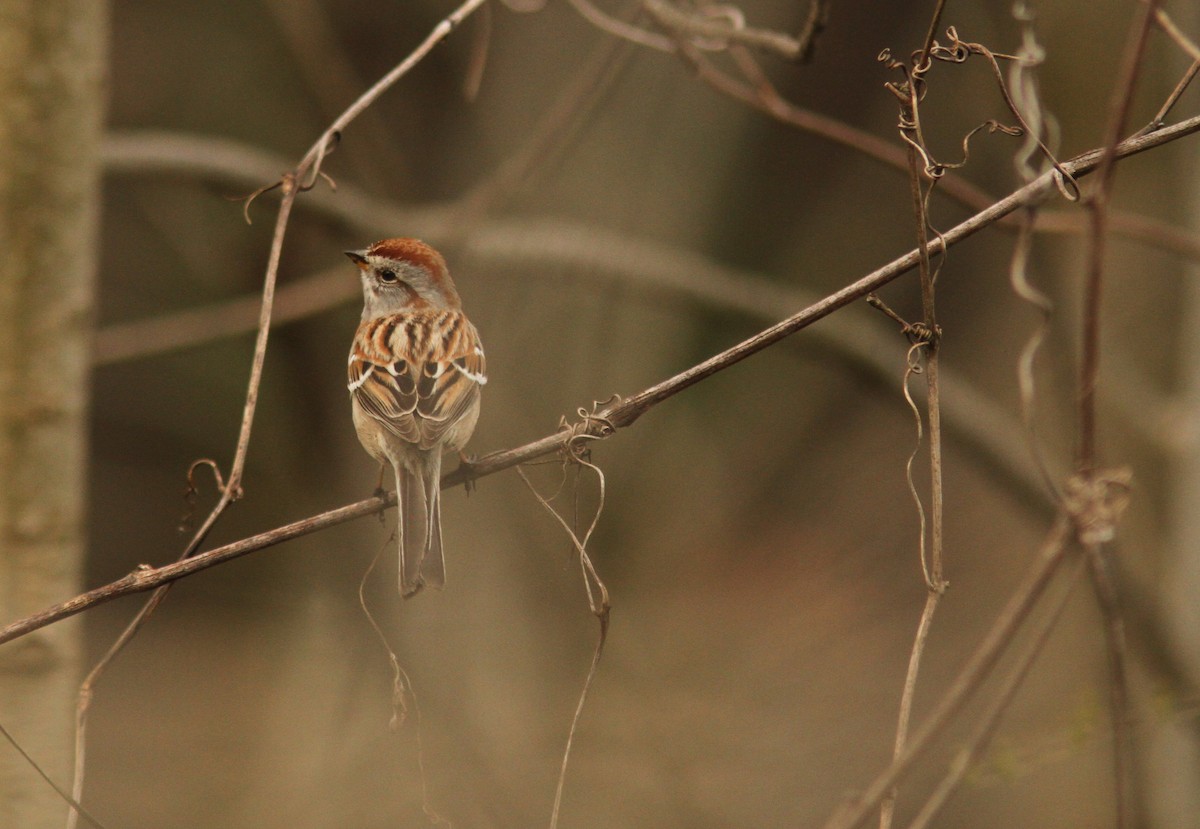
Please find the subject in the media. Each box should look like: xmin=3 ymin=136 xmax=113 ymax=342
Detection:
xmin=0 ymin=2 xmax=106 ymax=827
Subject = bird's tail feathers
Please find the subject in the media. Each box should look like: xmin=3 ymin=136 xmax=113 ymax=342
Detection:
xmin=420 ymin=452 xmax=445 ymax=591
xmin=395 ymin=455 xmax=445 ymax=598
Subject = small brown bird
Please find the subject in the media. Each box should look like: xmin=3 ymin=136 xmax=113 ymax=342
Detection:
xmin=345 ymin=239 xmax=485 ymax=597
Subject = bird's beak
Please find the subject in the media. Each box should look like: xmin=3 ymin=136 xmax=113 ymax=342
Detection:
xmin=344 ymin=249 xmax=369 ymax=267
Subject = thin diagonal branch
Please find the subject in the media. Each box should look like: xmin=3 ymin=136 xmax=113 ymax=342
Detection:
xmin=0 ymin=722 xmax=109 ymax=829
xmin=592 ymin=116 xmax=1200 ymax=431
xmin=823 ymin=514 xmax=1076 ymax=829
xmin=291 ymin=0 xmax=489 ymax=186
xmin=67 ymin=177 xmax=301 ymax=829
xmin=262 ymin=0 xmax=399 ymax=188
xmin=916 ymin=0 xmax=948 ymax=68
xmin=2 ymin=494 xmax=394 ymax=646
xmin=903 ymin=556 xmax=1087 ymax=829
xmin=1146 ymin=1 xmax=1200 ymax=62
xmin=4 ymin=114 xmax=1200 ymax=647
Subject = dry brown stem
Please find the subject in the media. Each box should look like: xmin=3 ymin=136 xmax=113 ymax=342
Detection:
xmin=879 ymin=18 xmax=949 ymax=824
xmin=518 ymin=454 xmax=610 ymax=829
xmin=67 ymin=180 xmax=301 ymax=828
xmin=823 ymin=514 xmax=1076 ymax=829
xmin=903 ymin=556 xmax=1087 ymax=829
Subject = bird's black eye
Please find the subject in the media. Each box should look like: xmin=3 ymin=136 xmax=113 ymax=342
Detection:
xmin=378 ymin=269 xmax=398 ymax=283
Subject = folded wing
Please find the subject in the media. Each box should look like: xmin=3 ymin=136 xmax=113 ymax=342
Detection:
xmin=348 ymin=310 xmax=486 ymax=452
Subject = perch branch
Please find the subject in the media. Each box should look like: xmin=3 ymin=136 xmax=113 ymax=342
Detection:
xmin=4 ymin=113 xmax=1200 ymax=646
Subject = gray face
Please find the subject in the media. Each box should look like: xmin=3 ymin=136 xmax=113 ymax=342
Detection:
xmin=351 ymin=253 xmax=444 ymax=318
xmin=359 ymin=259 xmax=411 ymax=316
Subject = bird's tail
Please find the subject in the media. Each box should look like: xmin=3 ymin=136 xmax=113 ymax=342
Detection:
xmin=395 ymin=454 xmax=445 ymax=597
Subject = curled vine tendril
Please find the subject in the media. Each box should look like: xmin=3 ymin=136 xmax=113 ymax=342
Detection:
xmin=179 ymin=459 xmax=229 ymax=532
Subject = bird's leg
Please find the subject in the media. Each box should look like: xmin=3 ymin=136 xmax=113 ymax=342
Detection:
xmin=373 ymin=462 xmax=389 ymax=498
xmin=457 ymin=451 xmax=478 ymax=495
xmin=373 ymin=463 xmax=390 ymax=524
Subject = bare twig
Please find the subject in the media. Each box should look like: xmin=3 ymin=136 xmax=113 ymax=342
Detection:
xmin=1146 ymin=1 xmax=1200 ymax=62
xmin=0 ymin=722 xmax=108 ymax=829
xmin=262 ymin=0 xmax=400 ymax=188
xmin=518 ymin=443 xmax=610 ymax=829
xmin=926 ymin=28 xmax=1078 ymax=197
xmin=1138 ymin=4 xmax=1200 ymax=132
xmin=68 ymin=180 xmax=303 ymax=828
xmin=823 ymin=514 xmax=1076 ymax=829
xmin=289 ymin=0 xmax=489 ymax=188
xmin=903 ymin=556 xmax=1087 ymax=829
xmin=2 ymin=493 xmax=393 ymax=646
xmin=1143 ymin=57 xmax=1200 ymax=133
xmin=585 ymin=120 xmax=1200 ymax=430
xmin=879 ymin=20 xmax=949 ymax=823
xmin=232 ymin=185 xmax=299 ymax=490
xmin=676 ymin=37 xmax=990 ymax=203
xmin=916 ymin=0 xmax=948 ymax=68
xmin=881 ymin=589 xmax=940 ymax=829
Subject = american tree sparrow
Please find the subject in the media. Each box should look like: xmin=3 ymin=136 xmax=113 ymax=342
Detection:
xmin=346 ymin=238 xmax=486 ymax=597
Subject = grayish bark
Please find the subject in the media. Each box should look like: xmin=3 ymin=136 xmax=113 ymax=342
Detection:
xmin=0 ymin=1 xmax=106 ymax=826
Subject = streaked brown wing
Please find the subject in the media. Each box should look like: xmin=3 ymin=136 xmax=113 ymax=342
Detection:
xmin=411 ymin=317 xmax=485 ymax=448
xmin=350 ymin=358 xmax=422 ymax=444
xmin=349 ymin=312 xmax=485 ymax=451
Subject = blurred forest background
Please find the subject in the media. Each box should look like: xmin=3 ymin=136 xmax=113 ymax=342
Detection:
xmin=2 ymin=0 xmax=1199 ymax=827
